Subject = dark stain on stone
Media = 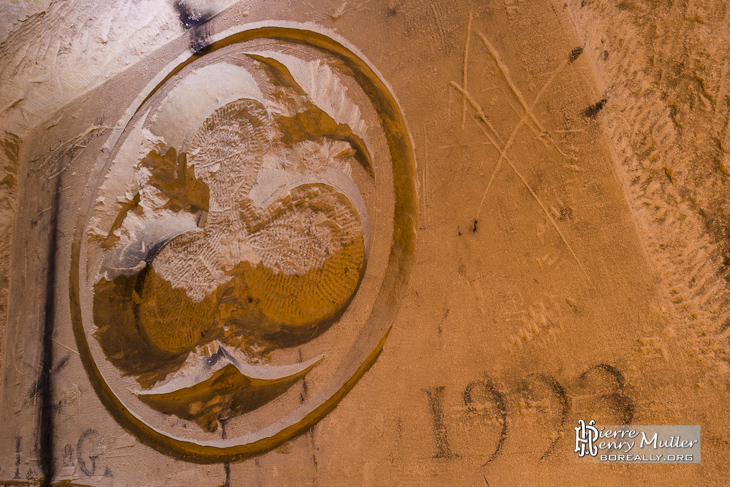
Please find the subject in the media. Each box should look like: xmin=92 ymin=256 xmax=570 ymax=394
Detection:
xmin=569 ymin=46 xmax=583 ymax=63
xmin=40 ymin=178 xmax=61 ymax=487
xmin=583 ymin=98 xmax=607 ymax=118
xmin=173 ymin=1 xmax=214 ymax=54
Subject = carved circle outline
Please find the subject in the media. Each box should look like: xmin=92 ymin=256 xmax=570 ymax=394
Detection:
xmin=69 ymin=21 xmax=417 ymax=463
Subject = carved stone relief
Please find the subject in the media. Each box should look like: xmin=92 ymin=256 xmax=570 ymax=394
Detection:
xmin=71 ymin=24 xmax=417 ymax=461
xmin=5 ymin=1 xmax=730 ymax=485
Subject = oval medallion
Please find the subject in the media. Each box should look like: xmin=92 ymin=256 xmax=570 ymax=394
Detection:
xmin=70 ymin=23 xmax=417 ymax=462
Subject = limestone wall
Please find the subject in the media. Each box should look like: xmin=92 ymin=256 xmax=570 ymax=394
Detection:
xmin=1 ymin=1 xmax=729 ymax=485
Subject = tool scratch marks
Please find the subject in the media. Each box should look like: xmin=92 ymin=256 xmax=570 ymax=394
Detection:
xmin=430 ymin=5 xmax=448 ymax=53
xmin=450 ymin=81 xmax=504 ymax=146
xmin=475 ymin=31 xmax=570 ymax=159
xmin=460 ymin=11 xmax=473 ymax=130
xmin=452 ymin=19 xmax=591 ymax=284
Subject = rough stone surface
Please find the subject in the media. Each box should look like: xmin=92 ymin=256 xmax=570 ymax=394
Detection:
xmin=2 ymin=0 xmax=730 ymax=485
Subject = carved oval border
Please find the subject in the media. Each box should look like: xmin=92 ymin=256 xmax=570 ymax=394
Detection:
xmin=69 ymin=21 xmax=417 ymax=463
